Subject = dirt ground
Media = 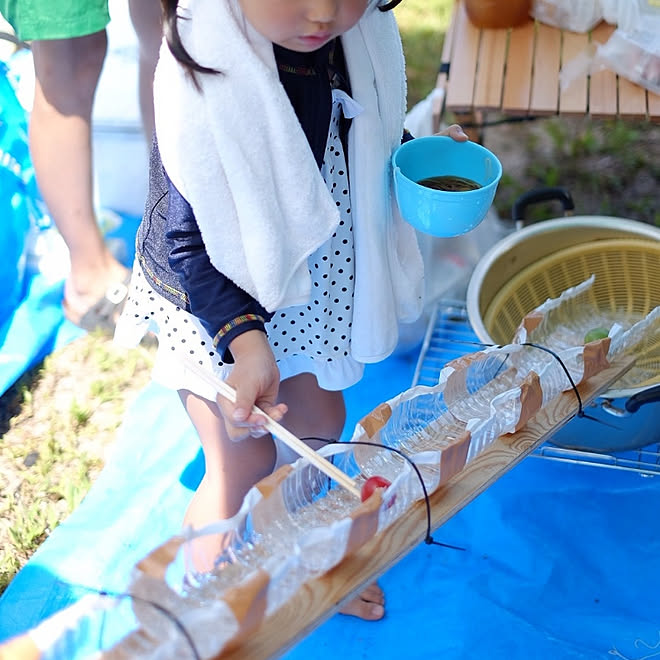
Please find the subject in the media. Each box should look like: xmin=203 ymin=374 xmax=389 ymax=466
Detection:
xmin=482 ymin=115 xmax=660 ymax=226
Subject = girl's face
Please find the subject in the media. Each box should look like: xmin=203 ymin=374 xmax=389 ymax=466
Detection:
xmin=238 ymin=0 xmax=370 ymax=52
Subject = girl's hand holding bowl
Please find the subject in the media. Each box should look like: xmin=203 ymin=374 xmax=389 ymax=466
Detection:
xmin=392 ymin=130 xmax=502 ymax=238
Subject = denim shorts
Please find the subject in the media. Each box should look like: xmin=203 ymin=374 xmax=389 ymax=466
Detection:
xmin=0 ymin=0 xmax=110 ymax=41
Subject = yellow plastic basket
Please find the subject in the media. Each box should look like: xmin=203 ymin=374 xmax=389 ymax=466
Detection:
xmin=482 ymin=237 xmax=660 ymax=396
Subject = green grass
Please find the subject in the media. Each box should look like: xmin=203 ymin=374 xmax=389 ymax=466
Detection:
xmin=395 ymin=0 xmax=454 ymax=107
xmin=0 ymin=336 xmax=154 ymax=594
xmin=492 ymin=117 xmax=660 ymax=226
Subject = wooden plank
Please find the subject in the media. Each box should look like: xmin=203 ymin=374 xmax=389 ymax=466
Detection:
xmin=559 ymin=30 xmax=589 ymax=115
xmin=220 ymin=355 xmax=636 ymax=660
xmin=501 ymin=20 xmax=535 ymax=114
xmin=588 ymin=23 xmax=617 ymax=118
xmin=445 ymin=1 xmax=481 ymax=112
xmin=473 ymin=27 xmax=508 ymax=110
xmin=441 ymin=3 xmax=657 ymax=122
xmin=617 ymin=76 xmax=648 ymax=121
xmin=530 ymin=22 xmax=562 ymax=115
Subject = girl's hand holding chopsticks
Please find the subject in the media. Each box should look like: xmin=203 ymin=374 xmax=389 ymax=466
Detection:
xmin=218 ymin=330 xmax=288 ymax=442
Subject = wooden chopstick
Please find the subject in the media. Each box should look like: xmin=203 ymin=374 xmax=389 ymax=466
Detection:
xmin=182 ymin=358 xmax=361 ymax=498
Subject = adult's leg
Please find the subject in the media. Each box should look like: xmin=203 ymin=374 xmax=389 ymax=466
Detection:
xmin=30 ymin=33 xmax=129 ymax=325
xmin=179 ymin=389 xmax=277 ymax=572
xmin=277 ymin=373 xmax=385 ymax=621
xmin=128 ymin=0 xmax=162 ymax=142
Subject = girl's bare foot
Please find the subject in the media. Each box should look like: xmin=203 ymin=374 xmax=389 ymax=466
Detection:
xmin=339 ymin=582 xmax=385 ymax=621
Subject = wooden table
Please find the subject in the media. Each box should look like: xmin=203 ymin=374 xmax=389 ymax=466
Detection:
xmin=437 ymin=0 xmax=660 ymax=128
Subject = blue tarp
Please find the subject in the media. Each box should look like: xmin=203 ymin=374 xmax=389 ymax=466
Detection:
xmin=0 ymin=211 xmax=139 ymax=397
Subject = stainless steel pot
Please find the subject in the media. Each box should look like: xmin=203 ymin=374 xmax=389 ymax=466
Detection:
xmin=466 ymin=188 xmax=660 ymax=452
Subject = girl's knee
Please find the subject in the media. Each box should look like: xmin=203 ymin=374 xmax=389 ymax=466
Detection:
xmin=279 ymin=374 xmax=346 ymax=441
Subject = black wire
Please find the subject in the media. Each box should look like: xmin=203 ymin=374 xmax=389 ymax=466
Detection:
xmin=378 ymin=0 xmax=405 ymax=11
xmin=521 ymin=341 xmax=627 ymax=427
xmin=302 ymin=436 xmax=465 ymax=551
xmin=59 ymin=339 xmax=610 ymax=658
xmin=0 ymin=31 xmax=30 ymax=49
xmin=441 ymin=337 xmax=584 ymax=414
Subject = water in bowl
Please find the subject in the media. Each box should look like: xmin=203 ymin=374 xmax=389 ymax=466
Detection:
xmin=417 ymin=175 xmax=481 ymax=192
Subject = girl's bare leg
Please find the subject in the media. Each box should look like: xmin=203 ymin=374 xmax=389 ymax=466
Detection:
xmin=180 ymin=373 xmax=384 ymax=619
xmin=179 ymin=389 xmax=276 ymax=572
xmin=30 ymin=34 xmax=129 ymax=323
xmin=277 ymin=374 xmax=385 ymax=621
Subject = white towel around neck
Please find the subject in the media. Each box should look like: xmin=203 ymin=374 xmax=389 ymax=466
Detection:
xmin=154 ymin=0 xmax=424 ymax=362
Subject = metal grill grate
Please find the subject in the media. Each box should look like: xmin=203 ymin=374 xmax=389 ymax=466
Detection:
xmin=412 ymin=300 xmax=660 ymax=475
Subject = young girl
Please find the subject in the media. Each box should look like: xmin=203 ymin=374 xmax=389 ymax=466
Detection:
xmin=115 ymin=0 xmax=467 ymax=620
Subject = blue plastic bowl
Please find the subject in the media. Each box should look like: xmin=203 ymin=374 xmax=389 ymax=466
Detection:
xmin=392 ymin=136 xmax=502 ymax=237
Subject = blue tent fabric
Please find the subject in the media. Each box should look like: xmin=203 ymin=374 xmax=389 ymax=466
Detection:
xmin=0 ymin=274 xmax=79 ymax=395
xmin=1 ymin=347 xmax=659 ymax=659
xmin=287 ymin=460 xmax=660 ymax=660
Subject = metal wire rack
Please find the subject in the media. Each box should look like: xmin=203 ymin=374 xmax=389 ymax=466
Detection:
xmin=412 ymin=300 xmax=660 ymax=476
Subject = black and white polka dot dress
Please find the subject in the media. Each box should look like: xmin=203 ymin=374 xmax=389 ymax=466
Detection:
xmin=115 ymin=89 xmax=364 ymax=401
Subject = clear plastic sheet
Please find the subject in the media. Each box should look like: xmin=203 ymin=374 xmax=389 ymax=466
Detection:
xmin=595 ymin=26 xmax=660 ymax=95
xmin=530 ymin=0 xmax=603 ymax=32
xmin=513 ymin=275 xmax=660 ymax=394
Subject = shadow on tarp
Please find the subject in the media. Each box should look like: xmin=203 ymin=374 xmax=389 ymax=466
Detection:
xmin=2 ymin=345 xmax=659 ymax=659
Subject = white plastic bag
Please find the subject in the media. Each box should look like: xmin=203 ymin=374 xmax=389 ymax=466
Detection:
xmin=599 ymin=0 xmax=659 ymax=32
xmin=596 ymin=26 xmax=660 ymax=95
xmin=559 ymin=1 xmax=660 ymax=95
xmin=530 ymin=0 xmax=603 ymax=32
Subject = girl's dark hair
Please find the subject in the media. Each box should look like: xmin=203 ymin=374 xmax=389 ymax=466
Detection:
xmin=160 ymin=0 xmax=219 ymax=86
xmin=160 ymin=0 xmax=404 ymax=83
xmin=378 ymin=0 xmax=405 ymax=9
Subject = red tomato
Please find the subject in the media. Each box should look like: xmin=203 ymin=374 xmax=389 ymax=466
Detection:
xmin=361 ymin=475 xmax=394 ymax=508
